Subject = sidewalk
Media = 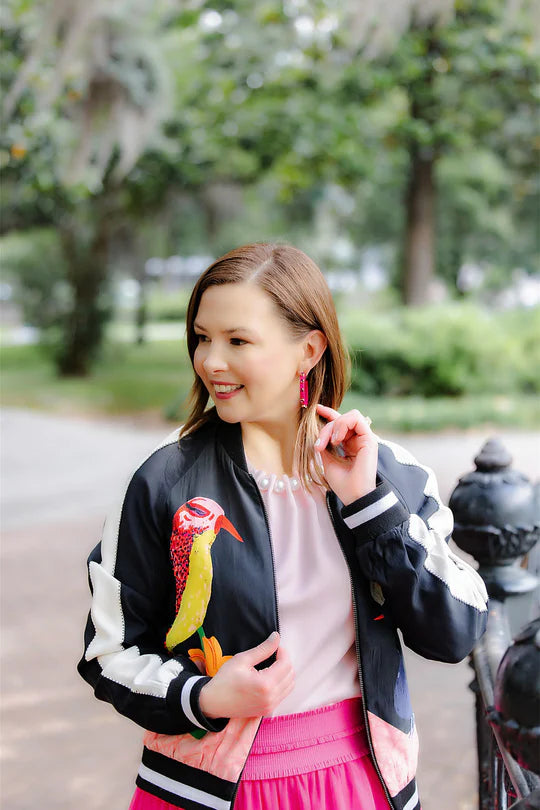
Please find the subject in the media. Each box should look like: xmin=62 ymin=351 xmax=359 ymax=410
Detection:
xmin=1 ymin=408 xmax=538 ymax=810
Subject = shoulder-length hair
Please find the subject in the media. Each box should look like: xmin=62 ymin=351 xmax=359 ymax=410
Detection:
xmin=180 ymin=242 xmax=349 ymax=488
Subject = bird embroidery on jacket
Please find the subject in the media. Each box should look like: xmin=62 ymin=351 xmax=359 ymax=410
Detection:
xmin=165 ymin=497 xmax=244 ymax=652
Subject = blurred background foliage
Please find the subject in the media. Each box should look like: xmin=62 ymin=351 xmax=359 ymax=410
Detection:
xmin=1 ymin=0 xmax=539 ymax=430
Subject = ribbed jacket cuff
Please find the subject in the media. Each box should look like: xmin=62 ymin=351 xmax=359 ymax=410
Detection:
xmin=341 ymin=481 xmax=409 ymax=544
xmin=168 ymin=674 xmax=229 ymax=733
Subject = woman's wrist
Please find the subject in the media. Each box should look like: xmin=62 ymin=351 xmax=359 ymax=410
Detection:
xmin=198 ymin=681 xmax=220 ymax=719
xmin=339 ymin=481 xmax=377 ymax=507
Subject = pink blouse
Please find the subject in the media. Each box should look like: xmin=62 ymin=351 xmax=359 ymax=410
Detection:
xmin=248 ymin=465 xmax=361 ymax=716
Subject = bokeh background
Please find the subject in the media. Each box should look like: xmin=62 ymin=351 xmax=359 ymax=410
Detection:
xmin=1 ymin=1 xmax=539 ymax=808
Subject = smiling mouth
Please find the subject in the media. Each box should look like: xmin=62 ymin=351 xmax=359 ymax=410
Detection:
xmin=213 ymin=384 xmax=244 ymax=393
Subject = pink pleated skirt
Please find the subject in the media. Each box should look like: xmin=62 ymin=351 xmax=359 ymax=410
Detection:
xmin=129 ymin=697 xmax=390 ymax=810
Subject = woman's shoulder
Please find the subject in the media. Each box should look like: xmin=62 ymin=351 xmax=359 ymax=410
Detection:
xmin=376 ymin=434 xmax=426 ymax=470
xmin=375 ymin=433 xmax=441 ymax=509
xmin=129 ymin=420 xmax=218 ymax=489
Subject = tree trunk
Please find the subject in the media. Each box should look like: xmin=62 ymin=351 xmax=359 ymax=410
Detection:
xmin=56 ymin=218 xmax=111 ymax=376
xmin=402 ymin=147 xmax=436 ymax=306
xmin=135 ymin=278 xmax=147 ymax=345
xmin=199 ymin=183 xmax=243 ymax=245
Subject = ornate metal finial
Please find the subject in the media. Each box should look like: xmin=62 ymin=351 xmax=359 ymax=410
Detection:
xmin=449 ymin=438 xmax=540 ymax=600
xmin=474 ymin=438 xmax=513 ymax=472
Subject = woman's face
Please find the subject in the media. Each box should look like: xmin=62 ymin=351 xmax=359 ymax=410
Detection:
xmin=193 ymin=282 xmax=306 ymax=427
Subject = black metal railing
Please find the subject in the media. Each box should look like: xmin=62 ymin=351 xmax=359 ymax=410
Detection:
xmin=449 ymin=438 xmax=540 ymax=810
xmin=471 ymin=604 xmax=539 ymax=809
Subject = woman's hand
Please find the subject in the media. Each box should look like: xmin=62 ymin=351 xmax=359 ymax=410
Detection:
xmin=198 ymin=632 xmax=295 ymax=719
xmin=315 ymin=404 xmax=378 ymax=506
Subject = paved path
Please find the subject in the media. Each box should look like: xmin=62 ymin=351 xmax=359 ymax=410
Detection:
xmin=1 ymin=408 xmax=538 ymax=810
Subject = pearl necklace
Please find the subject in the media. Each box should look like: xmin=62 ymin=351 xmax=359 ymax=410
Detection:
xmin=257 ymin=472 xmax=301 ymax=494
xmin=247 ymin=457 xmax=314 ymax=495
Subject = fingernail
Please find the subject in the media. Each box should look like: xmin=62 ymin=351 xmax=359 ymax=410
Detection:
xmin=314 ymin=438 xmax=320 ymax=447
xmin=332 ymin=432 xmax=339 ymax=443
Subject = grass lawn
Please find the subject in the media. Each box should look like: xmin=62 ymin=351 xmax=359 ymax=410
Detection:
xmin=0 ymin=341 xmax=193 ymax=419
xmin=1 ymin=341 xmax=539 ymax=432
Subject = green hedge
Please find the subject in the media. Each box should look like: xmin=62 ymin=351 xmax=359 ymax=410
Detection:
xmin=342 ymin=304 xmax=540 ymax=397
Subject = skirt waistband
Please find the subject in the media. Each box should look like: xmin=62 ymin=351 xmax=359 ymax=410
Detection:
xmin=241 ymin=697 xmax=369 ymax=780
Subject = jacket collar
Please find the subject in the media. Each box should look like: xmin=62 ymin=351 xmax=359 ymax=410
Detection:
xmin=213 ymin=414 xmax=249 ymax=472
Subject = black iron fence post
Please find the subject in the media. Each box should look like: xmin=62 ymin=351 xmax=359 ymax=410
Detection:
xmin=489 ymin=619 xmax=540 ymax=809
xmin=449 ymin=438 xmax=540 ymax=810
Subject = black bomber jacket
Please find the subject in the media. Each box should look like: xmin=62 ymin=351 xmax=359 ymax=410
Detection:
xmin=78 ymin=415 xmax=488 ymax=810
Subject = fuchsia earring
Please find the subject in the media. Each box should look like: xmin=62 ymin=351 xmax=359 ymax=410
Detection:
xmin=299 ymin=372 xmax=308 ymax=408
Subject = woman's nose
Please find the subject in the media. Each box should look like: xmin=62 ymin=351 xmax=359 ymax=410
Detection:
xmin=203 ymin=345 xmax=228 ymax=374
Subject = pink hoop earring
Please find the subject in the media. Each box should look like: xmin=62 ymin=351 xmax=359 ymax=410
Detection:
xmin=299 ymin=372 xmax=308 ymax=408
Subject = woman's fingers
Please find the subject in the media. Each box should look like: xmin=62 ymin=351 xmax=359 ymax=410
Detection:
xmin=199 ymin=636 xmax=295 ymax=719
xmin=239 ymin=631 xmax=281 ymax=668
xmin=315 ymin=406 xmax=378 ymax=505
xmin=332 ymin=416 xmax=371 ymax=446
xmin=260 ymin=644 xmax=293 ymax=686
xmin=266 ymin=642 xmax=292 ymax=671
xmin=315 ymin=406 xmax=372 ymax=452
xmin=315 ymin=403 xmax=341 ymax=420
xmin=250 ymin=643 xmax=295 ymax=713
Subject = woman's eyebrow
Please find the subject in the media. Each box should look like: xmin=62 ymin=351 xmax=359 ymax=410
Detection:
xmin=194 ymin=321 xmax=257 ymax=336
xmin=224 ymin=327 xmax=257 ymax=335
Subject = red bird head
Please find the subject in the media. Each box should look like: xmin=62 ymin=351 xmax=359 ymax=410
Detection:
xmin=171 ymin=497 xmax=243 ymax=545
xmin=169 ymin=497 xmax=243 ymax=611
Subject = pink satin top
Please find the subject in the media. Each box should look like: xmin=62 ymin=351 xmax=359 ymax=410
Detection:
xmin=248 ymin=465 xmax=361 ymax=716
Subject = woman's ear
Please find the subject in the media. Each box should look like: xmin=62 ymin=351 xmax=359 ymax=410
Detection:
xmin=303 ymin=330 xmax=327 ymax=371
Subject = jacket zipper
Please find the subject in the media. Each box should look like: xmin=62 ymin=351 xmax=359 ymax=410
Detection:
xmin=229 ymin=477 xmax=281 ymax=809
xmin=251 ymin=475 xmax=281 ymax=635
xmin=326 ymin=492 xmax=395 ymax=810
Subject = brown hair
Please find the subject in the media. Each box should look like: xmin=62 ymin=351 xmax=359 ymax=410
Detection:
xmin=180 ymin=242 xmax=349 ymax=488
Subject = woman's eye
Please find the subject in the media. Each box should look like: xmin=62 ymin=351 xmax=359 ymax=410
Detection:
xmin=195 ymin=333 xmax=246 ymax=345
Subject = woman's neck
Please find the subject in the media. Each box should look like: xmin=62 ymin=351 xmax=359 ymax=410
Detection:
xmin=241 ymin=420 xmax=298 ymax=477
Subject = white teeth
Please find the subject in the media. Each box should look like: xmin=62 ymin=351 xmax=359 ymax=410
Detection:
xmin=214 ymin=384 xmax=243 ymax=393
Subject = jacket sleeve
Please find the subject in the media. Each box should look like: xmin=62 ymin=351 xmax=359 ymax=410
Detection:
xmin=340 ymin=440 xmax=488 ymax=663
xmin=77 ymin=457 xmax=228 ymax=736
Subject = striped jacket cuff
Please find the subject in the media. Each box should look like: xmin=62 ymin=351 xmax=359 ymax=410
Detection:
xmin=341 ymin=481 xmax=409 ymax=544
xmin=168 ymin=673 xmax=229 ymax=734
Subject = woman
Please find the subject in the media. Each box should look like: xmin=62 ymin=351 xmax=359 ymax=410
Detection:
xmin=78 ymin=243 xmax=488 ymax=810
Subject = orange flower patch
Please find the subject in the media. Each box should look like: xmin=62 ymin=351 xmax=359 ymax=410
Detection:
xmin=189 ymin=635 xmax=232 ymax=677
xmin=10 ymin=144 xmax=27 ymax=159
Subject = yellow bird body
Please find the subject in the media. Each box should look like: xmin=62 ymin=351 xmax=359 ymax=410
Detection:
xmin=165 ymin=497 xmax=243 ymax=653
xmin=166 ymin=528 xmax=215 ymax=651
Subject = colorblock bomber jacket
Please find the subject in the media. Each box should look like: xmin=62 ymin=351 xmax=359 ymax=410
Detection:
xmin=78 ymin=415 xmax=488 ymax=810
